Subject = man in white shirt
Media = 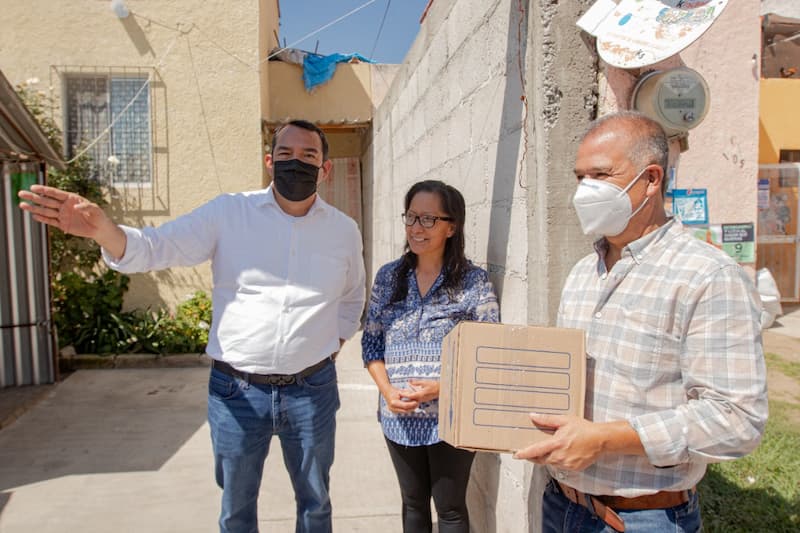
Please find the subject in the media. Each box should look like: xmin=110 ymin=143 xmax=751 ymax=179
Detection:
xmin=18 ymin=120 xmax=367 ymax=533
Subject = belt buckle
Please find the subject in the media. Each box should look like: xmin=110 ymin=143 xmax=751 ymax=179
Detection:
xmin=267 ymin=374 xmax=295 ymax=386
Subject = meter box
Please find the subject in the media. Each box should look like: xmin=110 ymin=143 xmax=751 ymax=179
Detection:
xmin=631 ymin=67 xmax=710 ymax=136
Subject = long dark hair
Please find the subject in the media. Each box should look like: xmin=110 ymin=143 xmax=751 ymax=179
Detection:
xmin=390 ymin=180 xmax=468 ymax=303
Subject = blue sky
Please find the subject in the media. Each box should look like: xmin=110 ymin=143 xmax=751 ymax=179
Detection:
xmin=278 ymin=0 xmax=430 ymax=64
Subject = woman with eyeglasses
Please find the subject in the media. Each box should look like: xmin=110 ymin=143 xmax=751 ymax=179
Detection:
xmin=362 ymin=180 xmax=500 ymax=533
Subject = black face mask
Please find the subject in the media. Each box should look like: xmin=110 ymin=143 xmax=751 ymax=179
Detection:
xmin=272 ymin=159 xmax=320 ymax=201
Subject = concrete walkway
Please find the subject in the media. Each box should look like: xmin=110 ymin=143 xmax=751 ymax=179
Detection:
xmin=1 ymin=307 xmax=798 ymax=532
xmin=0 ymin=335 xmax=403 ymax=533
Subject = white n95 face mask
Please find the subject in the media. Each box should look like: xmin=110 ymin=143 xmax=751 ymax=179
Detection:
xmin=572 ymin=167 xmax=649 ymax=238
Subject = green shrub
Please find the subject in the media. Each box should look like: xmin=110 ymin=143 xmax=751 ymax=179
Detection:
xmin=52 ymin=269 xmax=129 ymax=354
xmin=106 ymin=291 xmax=212 ymax=354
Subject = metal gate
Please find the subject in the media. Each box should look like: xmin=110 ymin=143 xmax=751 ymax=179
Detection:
xmin=757 ymin=163 xmax=800 ymax=302
xmin=0 ymin=161 xmax=56 ymax=386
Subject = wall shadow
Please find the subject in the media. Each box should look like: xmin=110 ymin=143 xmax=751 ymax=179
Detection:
xmin=475 ymin=2 xmax=530 ymax=531
xmin=120 ymin=14 xmax=155 ymax=57
xmin=485 ymin=0 xmax=529 ymax=299
xmin=0 ymin=368 xmax=209 ymax=497
xmin=0 ymin=491 xmax=9 ymax=517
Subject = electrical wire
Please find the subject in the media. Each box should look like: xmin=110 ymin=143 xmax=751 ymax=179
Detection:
xmin=258 ymin=0 xmax=380 ymax=66
xmin=63 ymin=1 xmax=387 ymax=163
xmin=369 ymin=0 xmax=392 ymax=61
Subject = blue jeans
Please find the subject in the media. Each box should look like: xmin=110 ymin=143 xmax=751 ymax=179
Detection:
xmin=542 ymin=479 xmax=702 ymax=533
xmin=207 ymin=359 xmax=339 ymax=533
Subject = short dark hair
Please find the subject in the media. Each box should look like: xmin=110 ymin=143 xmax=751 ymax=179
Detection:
xmin=583 ymin=111 xmax=670 ymax=194
xmin=390 ymin=180 xmax=469 ymax=303
xmin=271 ymin=120 xmax=329 ymax=161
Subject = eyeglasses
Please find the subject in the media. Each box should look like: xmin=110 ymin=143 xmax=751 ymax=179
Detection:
xmin=401 ymin=212 xmax=454 ymax=228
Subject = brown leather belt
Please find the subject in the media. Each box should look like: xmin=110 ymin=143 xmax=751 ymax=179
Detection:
xmin=556 ymin=481 xmax=695 ymax=532
xmin=212 ymin=358 xmax=330 ymax=386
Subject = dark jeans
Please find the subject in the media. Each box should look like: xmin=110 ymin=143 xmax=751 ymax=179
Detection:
xmin=385 ymin=437 xmax=476 ymax=533
xmin=208 ymin=359 xmax=339 ymax=533
xmin=542 ymin=479 xmax=702 ymax=533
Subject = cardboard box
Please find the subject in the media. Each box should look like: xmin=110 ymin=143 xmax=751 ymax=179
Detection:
xmin=438 ymin=322 xmax=585 ymax=453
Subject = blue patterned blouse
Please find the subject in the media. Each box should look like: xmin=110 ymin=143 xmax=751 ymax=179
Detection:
xmin=362 ymin=259 xmax=500 ymax=446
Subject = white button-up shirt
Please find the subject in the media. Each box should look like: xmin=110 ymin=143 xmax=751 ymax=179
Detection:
xmin=103 ymin=186 xmax=366 ymax=374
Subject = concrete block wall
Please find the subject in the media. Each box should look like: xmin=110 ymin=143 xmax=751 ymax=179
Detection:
xmin=363 ymin=1 xmax=597 ymax=531
xmin=364 ymin=0 xmax=530 ymax=322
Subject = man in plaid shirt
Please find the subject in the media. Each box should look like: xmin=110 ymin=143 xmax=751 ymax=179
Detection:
xmin=515 ymin=112 xmax=768 ymax=532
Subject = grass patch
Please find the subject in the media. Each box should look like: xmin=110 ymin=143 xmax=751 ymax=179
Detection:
xmin=699 ymin=400 xmax=800 ymax=532
xmin=766 ymin=352 xmax=800 ymax=381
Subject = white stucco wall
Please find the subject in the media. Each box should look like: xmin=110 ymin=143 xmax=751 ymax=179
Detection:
xmin=0 ymin=0 xmax=263 ymax=309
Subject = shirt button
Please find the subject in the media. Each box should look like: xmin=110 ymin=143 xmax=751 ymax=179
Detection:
xmin=594 ymin=312 xmax=602 ymax=319
xmin=636 ymin=254 xmax=643 ymax=260
xmin=600 ymin=273 xmax=607 ymax=280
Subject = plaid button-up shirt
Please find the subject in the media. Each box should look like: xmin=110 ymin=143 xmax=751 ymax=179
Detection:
xmin=554 ymin=218 xmax=768 ymax=497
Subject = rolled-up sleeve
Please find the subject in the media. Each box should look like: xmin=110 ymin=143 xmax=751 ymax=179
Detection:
xmin=102 ymin=199 xmax=220 ymax=273
xmin=630 ymin=265 xmax=768 ymax=467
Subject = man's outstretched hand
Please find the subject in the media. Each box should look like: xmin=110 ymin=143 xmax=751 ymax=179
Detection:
xmin=18 ymin=184 xmax=127 ymax=258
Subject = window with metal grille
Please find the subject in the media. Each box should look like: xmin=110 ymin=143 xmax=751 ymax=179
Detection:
xmin=65 ymin=75 xmax=152 ymax=185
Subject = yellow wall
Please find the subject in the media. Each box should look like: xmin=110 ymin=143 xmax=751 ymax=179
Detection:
xmin=760 ymin=78 xmax=800 ymax=163
xmin=0 ymin=0 xmax=265 ymax=310
xmin=259 ymin=0 xmax=281 ymax=122
xmin=267 ymin=62 xmax=373 ymax=124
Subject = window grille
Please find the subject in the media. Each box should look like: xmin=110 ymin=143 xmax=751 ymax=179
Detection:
xmin=65 ymin=74 xmax=152 ymax=185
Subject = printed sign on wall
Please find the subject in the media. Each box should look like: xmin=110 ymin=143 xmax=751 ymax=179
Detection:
xmin=690 ymin=223 xmax=755 ymax=263
xmin=673 ymin=188 xmax=708 ymax=225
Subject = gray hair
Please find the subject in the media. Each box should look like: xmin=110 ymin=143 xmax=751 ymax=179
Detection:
xmin=583 ymin=111 xmax=669 ymax=193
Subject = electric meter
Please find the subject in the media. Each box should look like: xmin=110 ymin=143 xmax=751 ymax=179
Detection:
xmin=631 ymin=67 xmax=710 ymax=136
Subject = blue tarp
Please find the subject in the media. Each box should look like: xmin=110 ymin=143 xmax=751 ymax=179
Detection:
xmin=302 ymin=53 xmax=374 ymax=91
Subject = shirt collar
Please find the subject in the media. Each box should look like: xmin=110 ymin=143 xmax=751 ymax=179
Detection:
xmin=593 ymin=217 xmax=679 ymax=268
xmin=255 ymin=185 xmax=329 ymax=217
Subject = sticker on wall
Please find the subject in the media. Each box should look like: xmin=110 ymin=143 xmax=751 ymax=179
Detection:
xmin=757 ymin=179 xmax=770 ymax=210
xmin=721 ymin=223 xmax=755 ymax=263
xmin=586 ymin=0 xmax=729 ymax=69
xmin=673 ymin=188 xmax=708 ymax=225
xmin=690 ymin=223 xmax=755 ymax=263
xmin=691 ymin=225 xmax=721 ymax=249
